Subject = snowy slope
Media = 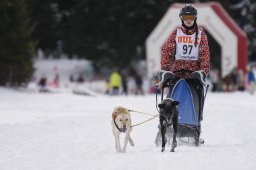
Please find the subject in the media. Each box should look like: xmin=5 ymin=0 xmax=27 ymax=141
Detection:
xmin=0 ymin=88 xmax=256 ymax=170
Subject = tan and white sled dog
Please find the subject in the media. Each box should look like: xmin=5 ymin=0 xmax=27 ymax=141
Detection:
xmin=111 ymin=106 xmax=134 ymax=153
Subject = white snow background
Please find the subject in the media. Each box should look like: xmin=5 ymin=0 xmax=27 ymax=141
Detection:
xmin=0 ymin=88 xmax=256 ymax=170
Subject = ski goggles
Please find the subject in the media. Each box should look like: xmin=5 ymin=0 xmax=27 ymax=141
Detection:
xmin=181 ymin=15 xmax=196 ymax=20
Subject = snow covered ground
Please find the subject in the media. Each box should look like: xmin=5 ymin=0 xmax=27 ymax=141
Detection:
xmin=0 ymin=87 xmax=256 ymax=170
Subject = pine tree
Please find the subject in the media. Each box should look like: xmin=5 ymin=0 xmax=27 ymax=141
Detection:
xmin=27 ymin=0 xmax=60 ymax=57
xmin=0 ymin=0 xmax=35 ymax=85
xmin=229 ymin=0 xmax=256 ymax=62
xmin=58 ymin=0 xmax=171 ymax=68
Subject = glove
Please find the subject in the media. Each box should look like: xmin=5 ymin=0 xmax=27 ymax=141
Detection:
xmin=191 ymin=70 xmax=207 ymax=84
xmin=157 ymin=70 xmax=175 ymax=88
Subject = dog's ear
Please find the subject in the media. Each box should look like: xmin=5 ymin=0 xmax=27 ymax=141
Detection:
xmin=112 ymin=111 xmax=118 ymax=119
xmin=172 ymin=101 xmax=179 ymax=106
xmin=158 ymin=103 xmax=165 ymax=108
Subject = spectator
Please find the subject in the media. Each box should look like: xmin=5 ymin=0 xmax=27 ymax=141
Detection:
xmin=224 ymin=74 xmax=232 ymax=92
xmin=38 ymin=75 xmax=48 ymax=92
xmin=104 ymin=78 xmax=111 ymax=95
xmin=247 ymin=66 xmax=256 ymax=94
xmin=77 ymin=73 xmax=85 ymax=83
xmin=230 ymin=68 xmax=238 ymax=91
xmin=121 ymin=73 xmax=128 ymax=96
xmin=237 ymin=69 xmax=245 ymax=91
xmin=52 ymin=73 xmax=60 ymax=88
xmin=209 ymin=69 xmax=219 ymax=92
xmin=135 ymin=73 xmax=144 ymax=95
xmin=110 ymin=70 xmax=121 ymax=95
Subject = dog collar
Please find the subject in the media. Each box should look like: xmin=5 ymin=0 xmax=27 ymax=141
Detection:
xmin=113 ymin=119 xmax=126 ymax=133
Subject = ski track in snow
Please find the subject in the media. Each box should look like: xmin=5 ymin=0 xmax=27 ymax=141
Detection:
xmin=0 ymin=88 xmax=256 ymax=170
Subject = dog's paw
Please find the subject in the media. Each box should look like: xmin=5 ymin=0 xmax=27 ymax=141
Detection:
xmin=161 ymin=147 xmax=165 ymax=152
xmin=172 ymin=141 xmax=177 ymax=148
xmin=116 ymin=149 xmax=122 ymax=153
xmin=116 ymin=147 xmax=122 ymax=153
xmin=129 ymin=139 xmax=134 ymax=146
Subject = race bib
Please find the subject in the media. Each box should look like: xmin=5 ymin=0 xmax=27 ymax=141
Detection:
xmin=175 ymin=28 xmax=202 ymax=60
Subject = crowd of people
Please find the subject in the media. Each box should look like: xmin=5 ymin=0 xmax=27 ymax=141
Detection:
xmin=38 ymin=73 xmax=60 ymax=92
xmin=36 ymin=66 xmax=256 ymax=95
xmin=104 ymin=70 xmax=145 ymax=96
xmin=35 ymin=61 xmax=255 ymax=96
xmin=209 ymin=66 xmax=256 ymax=94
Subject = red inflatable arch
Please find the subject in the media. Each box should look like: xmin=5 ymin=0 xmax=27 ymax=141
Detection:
xmin=146 ymin=2 xmax=248 ymax=78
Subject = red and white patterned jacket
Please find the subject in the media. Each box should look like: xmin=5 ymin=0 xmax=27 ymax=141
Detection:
xmin=161 ymin=26 xmax=210 ymax=78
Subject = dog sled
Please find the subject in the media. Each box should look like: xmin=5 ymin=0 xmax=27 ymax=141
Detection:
xmin=155 ymin=70 xmax=209 ymax=146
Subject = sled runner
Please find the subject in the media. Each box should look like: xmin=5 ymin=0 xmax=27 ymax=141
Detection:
xmin=155 ymin=70 xmax=208 ymax=146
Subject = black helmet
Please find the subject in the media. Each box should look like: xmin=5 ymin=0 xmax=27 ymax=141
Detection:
xmin=179 ymin=4 xmax=197 ymax=17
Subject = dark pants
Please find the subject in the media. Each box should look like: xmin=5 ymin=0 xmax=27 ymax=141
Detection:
xmin=112 ymin=86 xmax=119 ymax=95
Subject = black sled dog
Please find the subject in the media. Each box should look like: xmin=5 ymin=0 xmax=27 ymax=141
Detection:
xmin=158 ymin=98 xmax=179 ymax=152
